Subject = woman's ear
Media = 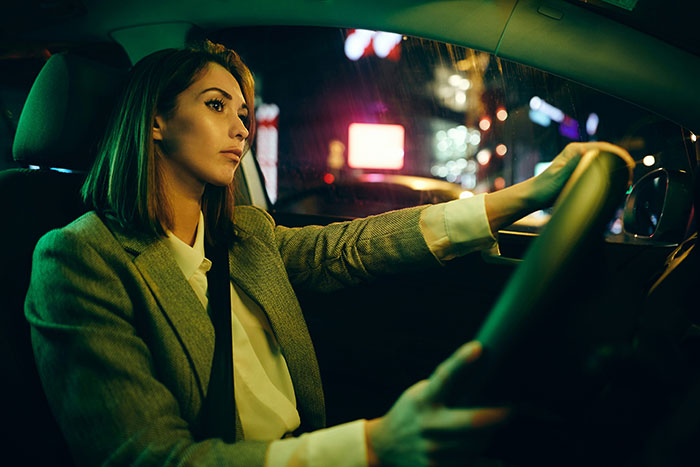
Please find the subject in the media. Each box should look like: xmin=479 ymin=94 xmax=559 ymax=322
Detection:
xmin=153 ymin=115 xmax=164 ymax=141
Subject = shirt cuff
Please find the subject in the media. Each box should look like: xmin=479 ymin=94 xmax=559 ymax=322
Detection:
xmin=265 ymin=419 xmax=368 ymax=467
xmin=420 ymin=193 xmax=497 ymax=262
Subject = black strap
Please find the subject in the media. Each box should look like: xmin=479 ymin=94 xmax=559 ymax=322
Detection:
xmin=198 ymin=240 xmax=236 ymax=442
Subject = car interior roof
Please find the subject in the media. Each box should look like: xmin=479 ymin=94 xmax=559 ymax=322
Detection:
xmin=2 ymin=0 xmax=699 ymax=132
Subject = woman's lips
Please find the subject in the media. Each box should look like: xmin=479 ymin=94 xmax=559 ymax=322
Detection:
xmin=221 ymin=149 xmax=242 ymax=161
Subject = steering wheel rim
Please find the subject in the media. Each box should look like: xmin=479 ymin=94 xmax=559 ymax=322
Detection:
xmin=468 ymin=149 xmax=634 ymax=404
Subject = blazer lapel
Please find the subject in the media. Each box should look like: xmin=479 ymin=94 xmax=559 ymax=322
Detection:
xmin=228 ymin=234 xmax=325 ymax=429
xmin=110 ymin=227 xmax=215 ymax=399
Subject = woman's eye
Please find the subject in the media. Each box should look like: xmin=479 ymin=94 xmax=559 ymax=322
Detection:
xmin=206 ymin=98 xmax=225 ymax=112
xmin=239 ymin=114 xmax=249 ymax=125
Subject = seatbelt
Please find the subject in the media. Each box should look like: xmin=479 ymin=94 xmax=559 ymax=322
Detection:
xmin=198 ymin=240 xmax=237 ymax=442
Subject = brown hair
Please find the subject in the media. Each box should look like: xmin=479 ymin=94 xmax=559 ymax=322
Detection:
xmin=82 ymin=40 xmax=255 ymax=246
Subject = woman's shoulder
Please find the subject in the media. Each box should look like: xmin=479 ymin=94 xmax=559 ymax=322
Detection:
xmin=36 ymin=211 xmax=117 ymax=253
xmin=233 ymin=205 xmax=276 ymax=236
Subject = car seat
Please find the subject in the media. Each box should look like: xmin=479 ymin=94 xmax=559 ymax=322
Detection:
xmin=0 ymin=52 xmax=125 ymax=465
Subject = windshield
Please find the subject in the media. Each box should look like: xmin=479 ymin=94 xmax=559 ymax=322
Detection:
xmin=216 ymin=27 xmax=691 ymax=228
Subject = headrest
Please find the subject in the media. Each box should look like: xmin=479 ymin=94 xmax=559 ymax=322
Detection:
xmin=12 ymin=53 xmax=127 ymax=170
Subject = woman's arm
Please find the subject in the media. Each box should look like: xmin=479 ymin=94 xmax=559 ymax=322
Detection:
xmin=484 ymin=142 xmax=632 ymax=233
xmin=257 ymin=205 xmax=440 ymax=293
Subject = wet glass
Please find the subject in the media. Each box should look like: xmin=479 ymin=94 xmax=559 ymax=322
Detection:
xmin=216 ymin=26 xmax=692 ymax=232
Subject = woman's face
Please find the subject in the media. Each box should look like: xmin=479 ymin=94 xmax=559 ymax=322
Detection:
xmin=153 ymin=62 xmax=249 ymax=196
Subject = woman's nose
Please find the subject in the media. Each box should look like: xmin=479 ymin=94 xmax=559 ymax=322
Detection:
xmin=232 ymin=116 xmax=249 ymax=140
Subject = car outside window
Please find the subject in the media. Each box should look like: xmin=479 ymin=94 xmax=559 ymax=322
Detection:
xmin=217 ymin=26 xmax=691 ymax=233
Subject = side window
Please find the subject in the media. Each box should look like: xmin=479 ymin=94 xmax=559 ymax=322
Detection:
xmin=218 ymin=26 xmax=690 ymax=226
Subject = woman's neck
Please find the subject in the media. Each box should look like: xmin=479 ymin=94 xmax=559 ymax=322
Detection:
xmin=161 ymin=166 xmax=204 ymax=247
xmin=169 ymin=193 xmax=201 ymax=246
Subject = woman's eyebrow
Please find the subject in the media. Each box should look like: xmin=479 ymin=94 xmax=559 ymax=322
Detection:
xmin=199 ymin=87 xmax=233 ymax=100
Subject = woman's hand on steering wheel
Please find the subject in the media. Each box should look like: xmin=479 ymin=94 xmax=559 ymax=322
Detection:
xmin=483 ymin=142 xmax=632 ymax=233
xmin=364 ymin=341 xmax=509 ymax=466
xmin=529 ymin=142 xmax=633 ymax=209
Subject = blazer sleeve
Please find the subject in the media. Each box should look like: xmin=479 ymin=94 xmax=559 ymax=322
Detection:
xmin=270 ymin=205 xmax=441 ymax=292
xmin=25 ymin=227 xmax=269 ymax=466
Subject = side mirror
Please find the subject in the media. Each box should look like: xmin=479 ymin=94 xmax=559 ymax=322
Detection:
xmin=623 ymin=168 xmax=693 ymax=242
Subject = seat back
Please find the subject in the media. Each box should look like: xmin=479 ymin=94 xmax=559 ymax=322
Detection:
xmin=0 ymin=53 xmax=125 ymax=465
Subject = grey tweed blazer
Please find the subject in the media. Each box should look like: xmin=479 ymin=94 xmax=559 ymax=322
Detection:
xmin=25 ymin=204 xmax=437 ymax=466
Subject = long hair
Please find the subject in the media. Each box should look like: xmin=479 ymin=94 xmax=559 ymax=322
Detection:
xmin=82 ymin=41 xmax=255 ymax=246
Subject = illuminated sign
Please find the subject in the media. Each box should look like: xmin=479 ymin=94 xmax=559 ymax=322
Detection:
xmin=344 ymin=30 xmax=402 ymax=61
xmin=348 ymin=123 xmax=405 ymax=170
xmin=256 ymin=103 xmax=280 ymax=203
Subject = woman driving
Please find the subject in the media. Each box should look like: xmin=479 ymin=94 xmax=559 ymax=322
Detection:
xmin=25 ymin=40 xmax=631 ymax=466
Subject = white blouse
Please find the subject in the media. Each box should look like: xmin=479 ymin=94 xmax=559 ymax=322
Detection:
xmin=163 ymin=193 xmax=496 ymax=467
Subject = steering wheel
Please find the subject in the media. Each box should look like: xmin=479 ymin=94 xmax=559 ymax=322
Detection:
xmin=462 ymin=149 xmax=634 ymax=460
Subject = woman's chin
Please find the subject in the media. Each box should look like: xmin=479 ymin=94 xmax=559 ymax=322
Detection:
xmin=209 ymin=168 xmax=238 ymax=187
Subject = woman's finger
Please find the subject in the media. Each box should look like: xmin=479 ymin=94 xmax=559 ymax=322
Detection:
xmin=421 ymin=406 xmax=510 ymax=435
xmin=422 ymin=341 xmax=483 ymax=404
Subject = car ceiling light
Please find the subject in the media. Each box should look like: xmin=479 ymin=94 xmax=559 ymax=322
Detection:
xmin=348 ymin=123 xmax=405 ymax=170
xmin=691 ymin=132 xmax=697 ymax=142
xmin=643 ymin=155 xmax=656 ymax=166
